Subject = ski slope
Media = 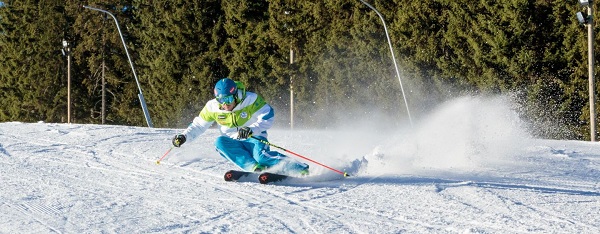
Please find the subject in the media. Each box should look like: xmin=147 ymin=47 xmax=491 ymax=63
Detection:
xmin=1 ymin=97 xmax=599 ymax=233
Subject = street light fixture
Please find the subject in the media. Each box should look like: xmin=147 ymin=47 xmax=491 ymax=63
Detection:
xmin=358 ymin=0 xmax=413 ymax=126
xmin=575 ymin=0 xmax=596 ymax=141
xmin=83 ymin=5 xmax=153 ymax=128
xmin=62 ymin=39 xmax=71 ymax=124
xmin=576 ymin=11 xmax=588 ymax=24
xmin=284 ymin=9 xmax=295 ymax=130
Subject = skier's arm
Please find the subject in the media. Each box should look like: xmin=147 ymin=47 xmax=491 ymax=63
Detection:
xmin=181 ymin=105 xmax=215 ymax=142
xmin=246 ymin=104 xmax=275 ymax=136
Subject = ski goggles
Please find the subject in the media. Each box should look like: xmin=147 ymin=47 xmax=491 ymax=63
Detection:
xmin=216 ymin=94 xmax=235 ymax=105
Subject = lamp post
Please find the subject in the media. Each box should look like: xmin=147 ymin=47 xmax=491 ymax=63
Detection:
xmin=284 ymin=10 xmax=295 ymax=130
xmin=101 ymin=50 xmax=106 ymax=124
xmin=62 ymin=39 xmax=71 ymax=124
xmin=358 ymin=0 xmax=413 ymax=126
xmin=101 ymin=13 xmax=107 ymax=124
xmin=290 ymin=47 xmax=295 ymax=130
xmin=83 ymin=5 xmax=153 ymax=128
xmin=576 ymin=0 xmax=596 ymax=141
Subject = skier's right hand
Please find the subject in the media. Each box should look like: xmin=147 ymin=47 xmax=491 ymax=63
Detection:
xmin=172 ymin=134 xmax=186 ymax=147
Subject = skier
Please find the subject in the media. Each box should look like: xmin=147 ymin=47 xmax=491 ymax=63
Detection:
xmin=171 ymin=78 xmax=309 ymax=175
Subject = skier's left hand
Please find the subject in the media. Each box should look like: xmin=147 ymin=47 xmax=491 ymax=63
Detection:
xmin=237 ymin=126 xmax=252 ymax=139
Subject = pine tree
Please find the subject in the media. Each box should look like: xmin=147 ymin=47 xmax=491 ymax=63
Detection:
xmin=0 ymin=0 xmax=68 ymax=122
xmin=131 ymin=0 xmax=227 ymax=127
xmin=71 ymin=0 xmax=144 ymax=125
xmin=221 ymin=1 xmax=280 ymax=101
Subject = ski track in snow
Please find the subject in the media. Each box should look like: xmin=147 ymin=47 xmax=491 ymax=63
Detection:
xmin=0 ymin=122 xmax=599 ymax=233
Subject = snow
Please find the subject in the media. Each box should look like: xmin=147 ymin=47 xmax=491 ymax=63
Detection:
xmin=1 ymin=96 xmax=599 ymax=233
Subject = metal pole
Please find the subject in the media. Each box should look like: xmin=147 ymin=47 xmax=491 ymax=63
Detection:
xmin=359 ymin=0 xmax=413 ymax=126
xmin=101 ymin=13 xmax=106 ymax=125
xmin=588 ymin=3 xmax=596 ymax=141
xmin=83 ymin=5 xmax=153 ymax=127
xmin=102 ymin=58 xmax=106 ymax=124
xmin=67 ymin=46 xmax=71 ymax=124
xmin=290 ymin=47 xmax=294 ymax=130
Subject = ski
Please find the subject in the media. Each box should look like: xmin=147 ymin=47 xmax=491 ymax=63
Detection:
xmin=224 ymin=170 xmax=255 ymax=182
xmin=258 ymin=172 xmax=290 ymax=184
xmin=224 ymin=170 xmax=296 ymax=184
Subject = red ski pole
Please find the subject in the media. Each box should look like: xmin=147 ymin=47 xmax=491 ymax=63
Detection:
xmin=156 ymin=146 xmax=174 ymax=165
xmin=251 ymin=136 xmax=350 ymax=177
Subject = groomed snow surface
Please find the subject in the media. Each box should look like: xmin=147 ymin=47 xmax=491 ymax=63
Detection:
xmin=1 ymin=97 xmax=599 ymax=233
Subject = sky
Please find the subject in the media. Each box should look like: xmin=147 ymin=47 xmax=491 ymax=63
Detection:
xmin=1 ymin=96 xmax=599 ymax=233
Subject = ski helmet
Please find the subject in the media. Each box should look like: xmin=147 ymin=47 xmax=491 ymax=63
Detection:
xmin=214 ymin=78 xmax=237 ymax=104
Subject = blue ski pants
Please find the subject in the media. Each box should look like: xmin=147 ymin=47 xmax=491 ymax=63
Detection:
xmin=214 ymin=135 xmax=308 ymax=173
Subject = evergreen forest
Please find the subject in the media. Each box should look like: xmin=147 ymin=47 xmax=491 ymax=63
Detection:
xmin=0 ymin=0 xmax=598 ymax=140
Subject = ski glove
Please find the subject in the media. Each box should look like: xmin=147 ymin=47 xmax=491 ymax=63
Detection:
xmin=237 ymin=127 xmax=252 ymax=139
xmin=172 ymin=134 xmax=186 ymax=147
